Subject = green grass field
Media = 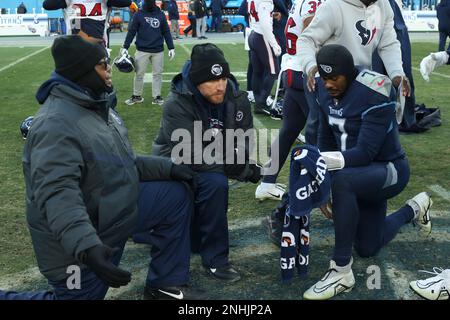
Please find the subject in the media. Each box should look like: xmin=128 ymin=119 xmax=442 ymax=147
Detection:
xmin=0 ymin=41 xmax=449 ymax=299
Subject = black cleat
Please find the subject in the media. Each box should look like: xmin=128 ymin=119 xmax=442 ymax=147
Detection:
xmin=204 ymin=265 xmax=241 ymax=282
xmin=143 ymin=285 xmax=208 ymax=300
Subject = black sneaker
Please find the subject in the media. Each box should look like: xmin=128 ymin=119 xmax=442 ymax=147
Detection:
xmin=143 ymin=285 xmax=208 ymax=300
xmin=125 ymin=95 xmax=144 ymax=106
xmin=254 ymin=104 xmax=272 ymax=115
xmin=262 ymin=214 xmax=283 ymax=247
xmin=152 ymin=96 xmax=164 ymax=105
xmin=204 ymin=265 xmax=241 ymax=282
xmin=270 ymin=103 xmax=283 ymax=120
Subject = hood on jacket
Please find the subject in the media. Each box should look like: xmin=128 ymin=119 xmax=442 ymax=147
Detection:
xmin=36 ymin=72 xmax=87 ymax=104
xmin=36 ymin=72 xmax=115 ymax=119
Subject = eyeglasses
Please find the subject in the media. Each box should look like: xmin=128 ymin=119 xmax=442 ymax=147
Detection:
xmin=97 ymin=57 xmax=111 ymax=70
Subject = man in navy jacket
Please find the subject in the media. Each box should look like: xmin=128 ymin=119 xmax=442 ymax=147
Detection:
xmin=122 ymin=0 xmax=175 ymax=106
xmin=168 ymin=0 xmax=181 ymax=39
xmin=437 ymin=0 xmax=450 ymax=51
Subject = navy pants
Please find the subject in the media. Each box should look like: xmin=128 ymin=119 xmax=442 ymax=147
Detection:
xmin=331 ymin=158 xmax=414 ymax=266
xmin=263 ymin=82 xmax=309 ymax=183
xmin=246 ymin=51 xmax=253 ymax=91
xmin=191 ymin=172 xmax=230 ymax=268
xmin=248 ymin=32 xmax=280 ymax=108
xmin=439 ymin=31 xmax=450 ymax=51
xmin=211 ymin=13 xmax=222 ymax=32
xmin=0 ymin=181 xmax=192 ymax=300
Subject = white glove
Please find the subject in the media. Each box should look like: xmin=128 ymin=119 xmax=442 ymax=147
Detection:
xmin=271 ymin=43 xmax=282 ymax=57
xmin=320 ymin=151 xmax=345 ymax=171
xmin=168 ymin=49 xmax=175 ymax=61
xmin=420 ymin=51 xmax=449 ymax=82
xmin=65 ymin=0 xmax=77 ymax=16
xmin=119 ymin=47 xmax=128 ymax=57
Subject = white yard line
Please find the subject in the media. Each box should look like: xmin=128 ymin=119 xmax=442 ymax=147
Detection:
xmin=412 ymin=66 xmax=450 ymax=79
xmin=179 ymin=44 xmax=191 ymax=55
xmin=252 ymin=116 xmax=265 ymax=129
xmin=143 ymin=73 xmax=152 ymax=83
xmin=428 ymin=184 xmax=450 ymax=202
xmin=0 ymin=46 xmax=50 ymax=73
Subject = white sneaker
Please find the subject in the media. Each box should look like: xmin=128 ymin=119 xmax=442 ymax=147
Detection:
xmin=266 ymin=95 xmax=274 ymax=107
xmin=296 ymin=133 xmax=306 ymax=143
xmin=406 ymin=192 xmax=432 ymax=235
xmin=255 ymin=182 xmax=286 ymax=201
xmin=410 ymin=268 xmax=450 ymax=300
xmin=303 ymin=259 xmax=355 ymax=300
xmin=247 ymin=91 xmax=255 ymax=103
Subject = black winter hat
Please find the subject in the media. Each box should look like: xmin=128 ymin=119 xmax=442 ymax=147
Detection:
xmin=316 ymin=44 xmax=358 ymax=82
xmin=189 ymin=43 xmax=230 ymax=86
xmin=51 ymin=35 xmax=107 ymax=82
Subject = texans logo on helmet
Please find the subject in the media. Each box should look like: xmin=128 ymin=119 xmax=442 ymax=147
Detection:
xmin=356 ymin=20 xmax=377 ymax=46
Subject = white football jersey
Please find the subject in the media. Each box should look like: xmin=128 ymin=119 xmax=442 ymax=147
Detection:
xmin=247 ymin=0 xmax=278 ymax=47
xmin=282 ymin=0 xmax=325 ymax=71
xmin=65 ymin=0 xmax=110 ymax=21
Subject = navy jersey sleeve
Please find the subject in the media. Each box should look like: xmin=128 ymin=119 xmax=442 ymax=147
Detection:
xmin=318 ymin=107 xmax=339 ymax=152
xmin=123 ymin=12 xmax=139 ymax=49
xmin=342 ymin=101 xmax=396 ymax=167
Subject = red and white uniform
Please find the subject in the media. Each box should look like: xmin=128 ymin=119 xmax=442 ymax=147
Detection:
xmin=282 ymin=0 xmax=325 ymax=72
xmin=64 ymin=0 xmax=111 ymax=43
xmin=247 ymin=0 xmax=280 ymax=53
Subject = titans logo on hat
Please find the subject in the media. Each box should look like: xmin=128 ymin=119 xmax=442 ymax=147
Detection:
xmin=320 ymin=64 xmax=333 ymax=73
xmin=211 ymin=64 xmax=223 ymax=76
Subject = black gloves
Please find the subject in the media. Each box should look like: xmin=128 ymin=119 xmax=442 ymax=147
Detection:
xmin=247 ymin=163 xmax=261 ymax=183
xmin=170 ymin=163 xmax=197 ymax=192
xmin=223 ymin=163 xmax=246 ymax=179
xmin=80 ymin=244 xmax=131 ymax=288
xmin=224 ymin=163 xmax=261 ymax=183
xmin=170 ymin=163 xmax=196 ymax=180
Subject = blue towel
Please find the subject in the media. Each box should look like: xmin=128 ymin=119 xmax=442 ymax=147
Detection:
xmin=288 ymin=145 xmax=331 ymax=217
xmin=280 ymin=145 xmax=331 ymax=282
